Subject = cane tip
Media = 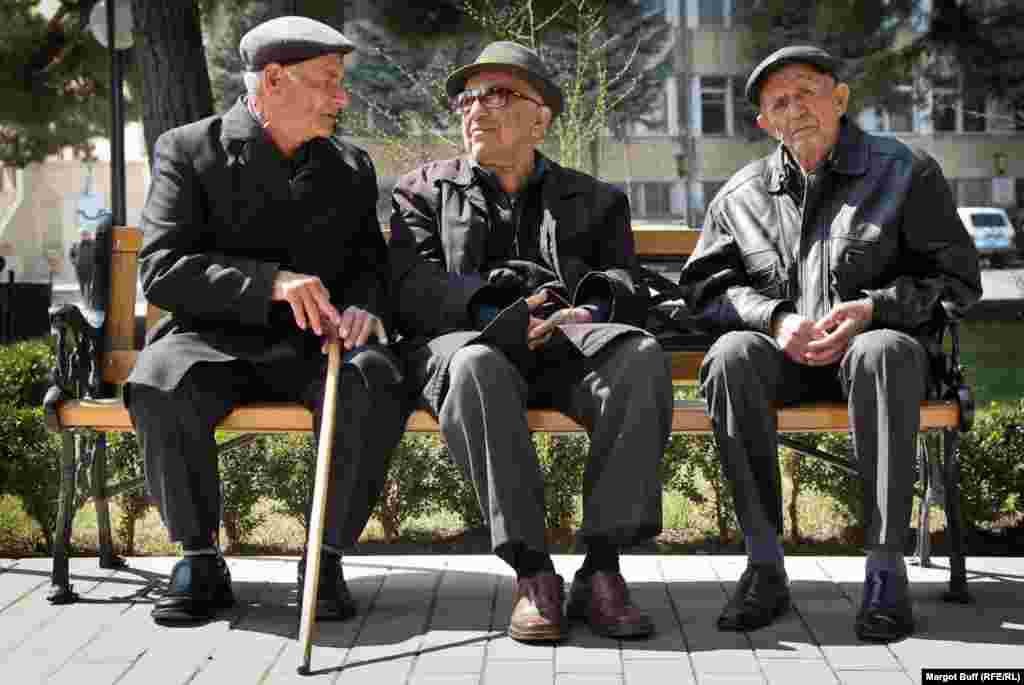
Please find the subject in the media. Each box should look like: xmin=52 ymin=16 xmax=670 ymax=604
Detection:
xmin=297 ymin=665 xmax=311 ymax=676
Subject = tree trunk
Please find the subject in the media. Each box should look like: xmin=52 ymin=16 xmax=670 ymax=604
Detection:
xmin=129 ymin=1 xmax=214 ymax=160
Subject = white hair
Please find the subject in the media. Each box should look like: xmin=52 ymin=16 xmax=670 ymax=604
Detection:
xmin=243 ymin=70 xmax=263 ymax=96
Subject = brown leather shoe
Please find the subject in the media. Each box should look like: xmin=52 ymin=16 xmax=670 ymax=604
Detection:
xmin=509 ymin=572 xmax=565 ymax=642
xmin=566 ymin=571 xmax=654 ymax=638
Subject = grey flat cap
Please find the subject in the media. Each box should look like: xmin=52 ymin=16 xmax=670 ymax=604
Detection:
xmin=745 ymin=45 xmax=841 ymax=108
xmin=239 ymin=16 xmax=354 ymax=71
xmin=446 ymin=41 xmax=564 ymax=117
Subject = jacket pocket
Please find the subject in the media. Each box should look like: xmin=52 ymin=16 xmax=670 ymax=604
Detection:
xmin=743 ymin=249 xmax=785 ymax=298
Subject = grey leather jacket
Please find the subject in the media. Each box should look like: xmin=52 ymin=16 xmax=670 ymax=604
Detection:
xmin=681 ymin=120 xmax=982 ymax=338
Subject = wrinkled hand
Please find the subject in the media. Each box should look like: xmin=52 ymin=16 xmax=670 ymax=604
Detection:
xmin=804 ymin=298 xmax=873 ymax=366
xmin=525 ymin=290 xmax=593 ymax=351
xmin=272 ymin=269 xmax=341 ymax=336
xmin=772 ymin=312 xmax=822 ymax=365
xmin=322 ymin=306 xmax=388 ymax=353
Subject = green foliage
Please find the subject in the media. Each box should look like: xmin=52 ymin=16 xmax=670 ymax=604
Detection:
xmin=0 ymin=1 xmax=122 ymax=167
xmin=792 ymin=432 xmax=864 ymax=530
xmin=216 ymin=434 xmax=267 ymax=551
xmin=260 ymin=433 xmax=316 ymax=530
xmin=534 ymin=433 xmax=587 ymax=528
xmin=958 ymin=400 xmax=1024 ymax=528
xmin=376 ymin=434 xmax=449 ymax=541
xmin=105 ymin=431 xmax=148 ymax=555
xmin=430 ymin=441 xmax=486 ymax=529
xmin=0 ymin=338 xmax=55 ymax=406
xmin=0 ymin=403 xmax=61 ymax=550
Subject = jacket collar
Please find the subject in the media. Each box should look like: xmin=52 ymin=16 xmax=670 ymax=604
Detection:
xmin=220 ymin=96 xmax=265 ymax=152
xmin=446 ymin=151 xmax=591 ymax=199
xmin=764 ymin=117 xmax=869 ymax=193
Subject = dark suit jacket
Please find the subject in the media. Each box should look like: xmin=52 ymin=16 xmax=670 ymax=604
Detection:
xmin=128 ymin=98 xmax=391 ymax=392
xmin=389 ymin=154 xmax=649 ymax=411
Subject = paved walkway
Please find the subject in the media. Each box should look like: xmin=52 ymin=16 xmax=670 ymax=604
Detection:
xmin=1 ymin=555 xmax=1021 ymax=684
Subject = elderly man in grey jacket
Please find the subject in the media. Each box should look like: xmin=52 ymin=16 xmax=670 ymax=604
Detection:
xmin=389 ymin=41 xmax=672 ymax=643
xmin=681 ymin=46 xmax=982 ymax=642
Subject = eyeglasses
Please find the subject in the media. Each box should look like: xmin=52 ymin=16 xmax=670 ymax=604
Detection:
xmin=451 ymin=86 xmax=545 ymax=113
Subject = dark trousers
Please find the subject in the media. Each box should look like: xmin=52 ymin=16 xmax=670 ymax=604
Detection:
xmin=700 ymin=329 xmax=929 ymax=552
xmin=127 ymin=354 xmax=405 ymax=550
xmin=438 ymin=334 xmax=672 ymax=554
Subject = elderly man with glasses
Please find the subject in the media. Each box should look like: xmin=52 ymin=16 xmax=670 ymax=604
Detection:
xmin=680 ymin=46 xmax=981 ymax=642
xmin=125 ymin=16 xmax=405 ymax=626
xmin=389 ymin=41 xmax=672 ymax=643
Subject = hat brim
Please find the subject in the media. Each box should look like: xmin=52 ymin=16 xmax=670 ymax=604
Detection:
xmin=446 ymin=62 xmax=563 ymax=117
xmin=746 ymin=54 xmax=839 ymax=108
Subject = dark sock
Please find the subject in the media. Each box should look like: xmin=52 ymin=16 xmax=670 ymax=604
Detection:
xmin=579 ymin=536 xmax=620 ymax=577
xmin=182 ymin=535 xmax=217 ymax=557
xmin=745 ymin=534 xmax=784 ymax=568
xmin=496 ymin=542 xmax=555 ymax=578
xmin=866 ymin=548 xmax=907 ymax=579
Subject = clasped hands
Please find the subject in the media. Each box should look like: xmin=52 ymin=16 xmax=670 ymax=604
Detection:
xmin=272 ymin=270 xmax=388 ymax=353
xmin=772 ymin=298 xmax=873 ymax=366
xmin=525 ymin=290 xmax=592 ymax=351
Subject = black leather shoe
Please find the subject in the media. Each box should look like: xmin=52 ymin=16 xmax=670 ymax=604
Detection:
xmin=855 ymin=570 xmax=914 ymax=642
xmin=717 ymin=563 xmax=791 ymax=632
xmin=152 ymin=555 xmax=234 ymax=625
xmin=298 ymin=550 xmax=356 ymax=621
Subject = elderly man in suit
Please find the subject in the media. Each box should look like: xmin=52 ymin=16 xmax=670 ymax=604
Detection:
xmin=126 ymin=16 xmax=405 ymax=625
xmin=389 ymin=41 xmax=673 ymax=643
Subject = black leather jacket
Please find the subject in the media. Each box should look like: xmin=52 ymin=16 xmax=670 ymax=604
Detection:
xmin=681 ymin=120 xmax=982 ymax=338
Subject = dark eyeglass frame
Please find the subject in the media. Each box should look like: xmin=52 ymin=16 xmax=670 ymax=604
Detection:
xmin=451 ymin=86 xmax=545 ymax=113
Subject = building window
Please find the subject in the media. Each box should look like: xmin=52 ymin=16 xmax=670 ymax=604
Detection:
xmin=956 ymin=178 xmax=992 ymax=206
xmin=932 ymin=76 xmax=959 ymax=133
xmin=698 ymin=0 xmax=725 ymax=26
xmin=962 ymin=91 xmax=987 ymax=133
xmin=624 ymin=181 xmax=677 ymax=218
xmin=732 ymin=78 xmax=758 ymax=137
xmin=701 ymin=76 xmax=728 ymax=135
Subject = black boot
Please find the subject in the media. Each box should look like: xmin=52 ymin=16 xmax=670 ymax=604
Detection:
xmin=717 ymin=563 xmax=791 ymax=632
xmin=297 ymin=550 xmax=356 ymax=621
xmin=855 ymin=570 xmax=915 ymax=642
xmin=152 ymin=555 xmax=234 ymax=625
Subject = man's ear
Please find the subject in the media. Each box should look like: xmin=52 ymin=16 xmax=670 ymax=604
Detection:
xmin=833 ymin=82 xmax=850 ymax=116
xmin=538 ymin=106 xmax=553 ymax=131
xmin=263 ymin=64 xmax=284 ymax=93
xmin=756 ymin=113 xmax=778 ymax=138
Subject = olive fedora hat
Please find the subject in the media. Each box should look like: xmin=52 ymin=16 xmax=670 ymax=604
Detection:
xmin=446 ymin=41 xmax=564 ymax=117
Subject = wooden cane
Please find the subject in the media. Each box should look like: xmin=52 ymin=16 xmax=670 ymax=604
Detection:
xmin=297 ymin=333 xmax=342 ymax=675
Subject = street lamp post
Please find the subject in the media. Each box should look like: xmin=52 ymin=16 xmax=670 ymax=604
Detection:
xmin=88 ymin=0 xmax=133 ymax=227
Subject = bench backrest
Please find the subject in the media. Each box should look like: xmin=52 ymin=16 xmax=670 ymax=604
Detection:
xmin=100 ymin=226 xmax=701 ymax=386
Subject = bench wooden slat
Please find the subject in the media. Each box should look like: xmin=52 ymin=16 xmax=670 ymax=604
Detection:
xmin=70 ymin=225 xmax=959 ymax=437
xmin=55 ymin=398 xmax=961 ymax=435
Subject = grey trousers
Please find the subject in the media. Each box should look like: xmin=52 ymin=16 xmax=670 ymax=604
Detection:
xmin=438 ymin=334 xmax=672 ymax=554
xmin=127 ymin=357 xmax=405 ymax=550
xmin=700 ymin=329 xmax=929 ymax=552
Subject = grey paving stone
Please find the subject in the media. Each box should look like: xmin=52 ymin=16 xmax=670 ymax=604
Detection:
xmin=622 ymin=657 xmax=696 ymax=684
xmin=836 ymin=670 xmax=913 ymax=685
xmin=482 ymin=659 xmax=556 ymax=684
xmin=760 ymin=659 xmax=840 ymax=684
xmin=334 ymin=656 xmax=414 ymax=684
xmin=412 ymin=644 xmax=486 ymax=674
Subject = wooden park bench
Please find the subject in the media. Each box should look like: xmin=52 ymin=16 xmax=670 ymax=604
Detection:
xmin=42 ymin=223 xmax=976 ymax=607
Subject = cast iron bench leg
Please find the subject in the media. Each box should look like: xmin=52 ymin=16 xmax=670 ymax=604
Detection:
xmin=91 ymin=433 xmax=125 ymax=570
xmin=915 ymin=433 xmax=933 ymax=568
xmin=942 ymin=427 xmax=972 ymax=603
xmin=48 ymin=432 xmax=79 ymax=604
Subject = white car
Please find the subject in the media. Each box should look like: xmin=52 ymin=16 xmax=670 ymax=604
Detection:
xmin=957 ymin=207 xmax=1016 ymax=266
